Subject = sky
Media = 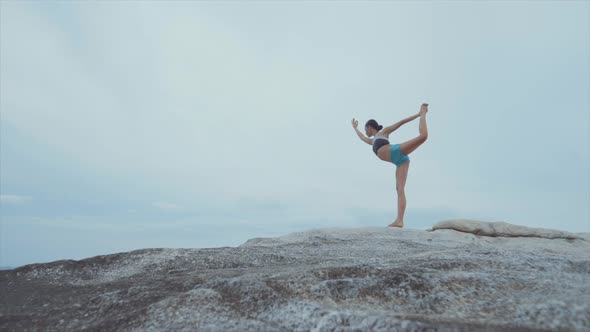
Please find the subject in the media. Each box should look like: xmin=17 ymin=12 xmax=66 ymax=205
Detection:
xmin=1 ymin=0 xmax=589 ymax=268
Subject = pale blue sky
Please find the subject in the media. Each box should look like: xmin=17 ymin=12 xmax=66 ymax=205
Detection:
xmin=1 ymin=1 xmax=589 ymax=268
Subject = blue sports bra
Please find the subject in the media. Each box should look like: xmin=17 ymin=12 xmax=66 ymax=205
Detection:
xmin=372 ymin=135 xmax=389 ymax=155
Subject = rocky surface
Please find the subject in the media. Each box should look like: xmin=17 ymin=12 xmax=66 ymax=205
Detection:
xmin=432 ymin=219 xmax=587 ymax=240
xmin=1 ymin=220 xmax=589 ymax=331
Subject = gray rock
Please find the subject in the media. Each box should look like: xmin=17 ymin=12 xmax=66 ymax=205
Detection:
xmin=1 ymin=220 xmax=588 ymax=331
xmin=432 ymin=219 xmax=586 ymax=240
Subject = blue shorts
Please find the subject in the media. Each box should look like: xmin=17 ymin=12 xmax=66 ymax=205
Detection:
xmin=390 ymin=144 xmax=410 ymax=166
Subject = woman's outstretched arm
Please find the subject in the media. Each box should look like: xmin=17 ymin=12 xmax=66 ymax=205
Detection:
xmin=381 ymin=113 xmax=420 ymax=136
xmin=351 ymin=118 xmax=372 ymax=145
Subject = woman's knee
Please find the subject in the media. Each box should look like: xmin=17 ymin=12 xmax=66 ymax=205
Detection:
xmin=396 ymin=185 xmax=406 ymax=194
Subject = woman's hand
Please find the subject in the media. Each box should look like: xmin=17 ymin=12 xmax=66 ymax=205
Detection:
xmin=351 ymin=118 xmax=359 ymax=129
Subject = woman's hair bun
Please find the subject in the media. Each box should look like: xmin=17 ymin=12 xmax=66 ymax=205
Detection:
xmin=365 ymin=119 xmax=380 ymax=130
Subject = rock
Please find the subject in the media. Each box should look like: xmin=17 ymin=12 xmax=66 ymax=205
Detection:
xmin=432 ymin=219 xmax=586 ymax=240
xmin=1 ymin=220 xmax=589 ymax=331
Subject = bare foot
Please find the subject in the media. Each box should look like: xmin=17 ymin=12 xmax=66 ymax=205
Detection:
xmin=420 ymin=103 xmax=428 ymax=116
xmin=387 ymin=219 xmax=404 ymax=228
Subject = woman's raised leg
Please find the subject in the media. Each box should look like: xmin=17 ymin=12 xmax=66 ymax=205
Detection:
xmin=400 ymin=107 xmax=428 ymax=156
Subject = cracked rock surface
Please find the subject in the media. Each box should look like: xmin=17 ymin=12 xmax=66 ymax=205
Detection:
xmin=1 ymin=220 xmax=589 ymax=331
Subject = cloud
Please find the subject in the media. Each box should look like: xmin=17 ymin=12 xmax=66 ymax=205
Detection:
xmin=0 ymin=195 xmax=32 ymax=204
xmin=153 ymin=202 xmax=184 ymax=210
xmin=0 ymin=1 xmax=588 ymax=268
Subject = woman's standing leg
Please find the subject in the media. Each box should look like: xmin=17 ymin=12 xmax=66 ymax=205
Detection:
xmin=388 ymin=161 xmax=410 ymax=228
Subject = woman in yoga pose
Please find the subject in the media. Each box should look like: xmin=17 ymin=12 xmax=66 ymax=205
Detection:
xmin=351 ymin=103 xmax=429 ymax=228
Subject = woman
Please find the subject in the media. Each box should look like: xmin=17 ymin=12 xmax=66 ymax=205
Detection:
xmin=351 ymin=103 xmax=429 ymax=228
